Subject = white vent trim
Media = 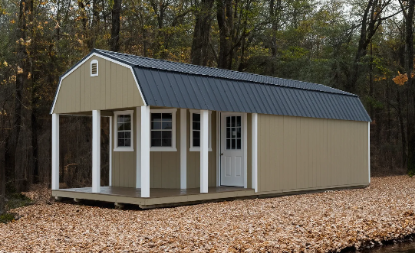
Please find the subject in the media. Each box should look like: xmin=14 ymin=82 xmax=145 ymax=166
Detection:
xmin=90 ymin=59 xmax=98 ymax=77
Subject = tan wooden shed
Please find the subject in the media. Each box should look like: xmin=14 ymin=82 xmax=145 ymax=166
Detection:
xmin=50 ymin=49 xmax=371 ymax=208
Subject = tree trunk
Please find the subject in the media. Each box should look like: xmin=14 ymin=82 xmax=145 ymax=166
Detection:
xmin=110 ymin=0 xmax=122 ymax=52
xmin=217 ymin=0 xmax=233 ymax=69
xmin=0 ymin=104 xmax=6 ymax=215
xmin=190 ymin=0 xmax=214 ymax=66
xmin=6 ymin=0 xmax=30 ymax=192
xmin=405 ymin=0 xmax=415 ymax=175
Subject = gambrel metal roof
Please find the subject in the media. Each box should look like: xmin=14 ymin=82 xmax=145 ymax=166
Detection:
xmin=54 ymin=49 xmax=371 ymax=122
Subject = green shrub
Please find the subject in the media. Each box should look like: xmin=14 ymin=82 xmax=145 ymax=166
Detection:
xmin=6 ymin=193 xmax=32 ymax=209
xmin=0 ymin=213 xmax=15 ymax=223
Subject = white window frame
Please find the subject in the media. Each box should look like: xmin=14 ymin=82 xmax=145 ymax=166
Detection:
xmin=90 ymin=59 xmax=98 ymax=77
xmin=113 ymin=110 xmax=134 ymax=152
xmin=189 ymin=110 xmax=212 ymax=152
xmin=150 ymin=109 xmax=177 ymax=152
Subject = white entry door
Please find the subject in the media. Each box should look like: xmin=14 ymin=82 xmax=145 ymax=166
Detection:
xmin=221 ymin=113 xmax=244 ymax=187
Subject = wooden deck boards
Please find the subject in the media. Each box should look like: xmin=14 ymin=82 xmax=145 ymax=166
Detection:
xmin=52 ymin=186 xmax=256 ymax=208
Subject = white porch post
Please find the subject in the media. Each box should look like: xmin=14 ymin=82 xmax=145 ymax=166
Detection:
xmin=51 ymin=114 xmax=59 ymax=190
xmin=141 ymin=106 xmax=150 ymax=197
xmin=92 ymin=110 xmax=101 ymax=193
xmin=252 ymin=113 xmax=258 ymax=192
xmin=180 ymin=109 xmax=187 ymax=189
xmin=200 ymin=110 xmax=209 ymax=193
xmin=136 ymin=107 xmax=142 ymax=188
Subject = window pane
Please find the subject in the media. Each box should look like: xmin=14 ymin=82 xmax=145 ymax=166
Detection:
xmin=162 ymin=113 xmax=172 ymax=121
xmin=151 ymin=113 xmax=161 ymax=122
xmin=162 ymin=122 xmax=172 ymax=129
xmin=125 ymin=132 xmax=131 ymax=139
xmin=151 ymin=122 xmax=161 ymax=129
xmin=193 ymin=122 xmax=200 ymax=130
xmin=118 ymin=139 xmax=125 ymax=147
xmin=226 ymin=139 xmax=230 ymax=149
xmin=125 ymin=139 xmax=131 ymax=147
xmin=123 ymin=122 xmax=131 ymax=131
xmin=193 ymin=113 xmax=200 ymax=121
xmin=237 ymin=127 xmax=241 ymax=138
xmin=232 ymin=116 xmax=236 ymax=127
xmin=118 ymin=132 xmax=124 ymax=139
xmin=151 ymin=131 xmax=161 ymax=139
xmin=151 ymin=138 xmax=161 ymax=147
xmin=232 ymin=128 xmax=237 ymax=137
xmin=226 ymin=128 xmax=231 ymax=138
xmin=193 ymin=138 xmax=200 ymax=147
xmin=124 ymin=115 xmax=131 ymax=123
xmin=237 ymin=139 xmax=241 ymax=149
xmin=162 ymin=138 xmax=172 ymax=146
xmin=118 ymin=122 xmax=124 ymax=131
xmin=162 ymin=131 xmax=172 ymax=139
xmin=193 ymin=131 xmax=200 ymax=139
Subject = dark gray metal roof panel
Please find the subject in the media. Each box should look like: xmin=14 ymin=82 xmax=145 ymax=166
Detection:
xmin=134 ymin=67 xmax=371 ymax=122
xmin=95 ymin=49 xmax=354 ymax=96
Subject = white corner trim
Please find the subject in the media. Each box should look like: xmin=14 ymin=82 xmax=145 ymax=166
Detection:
xmin=368 ymin=122 xmax=370 ymax=184
xmin=50 ymin=52 xmax=147 ymax=114
xmin=109 ymin=116 xmax=112 ymax=186
xmin=180 ymin=109 xmax=187 ymax=189
xmin=243 ymin=113 xmax=247 ymax=188
xmin=252 ymin=113 xmax=258 ymax=192
xmin=90 ymin=59 xmax=98 ymax=77
xmin=150 ymin=108 xmax=177 ymax=152
xmin=113 ymin=110 xmax=134 ymax=152
xmin=216 ymin=111 xmax=220 ymax=187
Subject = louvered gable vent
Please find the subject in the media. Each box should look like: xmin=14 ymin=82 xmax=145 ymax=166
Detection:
xmin=90 ymin=60 xmax=98 ymax=76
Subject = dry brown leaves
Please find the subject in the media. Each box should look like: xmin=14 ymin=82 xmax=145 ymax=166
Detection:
xmin=1 ymin=176 xmax=415 ymax=252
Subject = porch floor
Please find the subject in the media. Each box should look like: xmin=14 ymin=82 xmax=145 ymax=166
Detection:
xmin=52 ymin=186 xmax=256 ymax=208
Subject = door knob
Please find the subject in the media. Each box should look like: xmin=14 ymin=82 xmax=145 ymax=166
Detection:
xmin=221 ymin=153 xmax=223 ymax=156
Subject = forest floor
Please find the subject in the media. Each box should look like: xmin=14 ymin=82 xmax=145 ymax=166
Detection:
xmin=1 ymin=176 xmax=415 ymax=252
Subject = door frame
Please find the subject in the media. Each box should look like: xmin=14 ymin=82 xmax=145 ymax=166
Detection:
xmin=216 ymin=112 xmax=247 ymax=188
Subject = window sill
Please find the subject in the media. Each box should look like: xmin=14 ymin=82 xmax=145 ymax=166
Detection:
xmin=114 ymin=147 xmax=134 ymax=152
xmin=189 ymin=147 xmax=213 ymax=152
xmin=150 ymin=147 xmax=177 ymax=152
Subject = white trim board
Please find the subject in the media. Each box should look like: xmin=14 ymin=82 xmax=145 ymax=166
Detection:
xmin=50 ymin=52 xmax=147 ymax=114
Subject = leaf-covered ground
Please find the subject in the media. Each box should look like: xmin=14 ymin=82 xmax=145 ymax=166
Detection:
xmin=1 ymin=176 xmax=415 ymax=252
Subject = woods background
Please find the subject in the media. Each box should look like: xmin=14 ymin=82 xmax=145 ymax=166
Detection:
xmin=0 ymin=0 xmax=414 ymax=207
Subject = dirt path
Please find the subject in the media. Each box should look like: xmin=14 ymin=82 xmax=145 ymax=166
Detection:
xmin=1 ymin=176 xmax=415 ymax=252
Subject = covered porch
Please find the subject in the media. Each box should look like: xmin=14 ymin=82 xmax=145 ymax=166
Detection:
xmin=51 ymin=106 xmax=259 ymax=206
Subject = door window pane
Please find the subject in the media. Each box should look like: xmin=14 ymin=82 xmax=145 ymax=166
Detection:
xmin=225 ymin=116 xmax=242 ymax=150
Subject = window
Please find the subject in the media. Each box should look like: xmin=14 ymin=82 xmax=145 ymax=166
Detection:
xmin=114 ymin=110 xmax=134 ymax=152
xmin=90 ymin=60 xmax=98 ymax=77
xmin=150 ymin=109 xmax=177 ymax=151
xmin=190 ymin=110 xmax=212 ymax=151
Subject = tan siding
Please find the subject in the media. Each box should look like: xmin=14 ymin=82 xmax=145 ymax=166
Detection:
xmin=53 ymin=56 xmax=144 ymax=114
xmin=257 ymin=114 xmax=368 ymax=194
